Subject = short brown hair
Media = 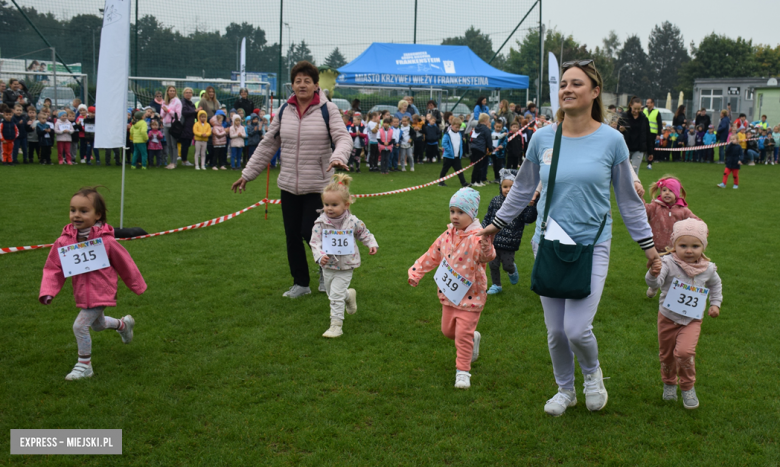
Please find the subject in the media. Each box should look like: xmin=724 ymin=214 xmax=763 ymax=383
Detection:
xmin=73 ymin=186 xmax=108 ymax=222
xmin=290 ymin=61 xmax=319 ymax=84
xmin=382 ymin=117 xmax=393 ymax=125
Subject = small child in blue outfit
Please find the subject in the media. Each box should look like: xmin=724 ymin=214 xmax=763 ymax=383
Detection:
xmin=481 ymin=168 xmax=538 ymax=294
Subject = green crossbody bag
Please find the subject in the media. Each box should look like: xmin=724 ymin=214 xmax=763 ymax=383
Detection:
xmin=530 ymin=124 xmax=607 ymax=299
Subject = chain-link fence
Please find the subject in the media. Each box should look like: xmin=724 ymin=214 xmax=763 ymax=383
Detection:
xmin=4 ymin=0 xmax=540 ymax=110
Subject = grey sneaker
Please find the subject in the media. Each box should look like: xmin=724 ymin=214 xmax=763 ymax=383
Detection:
xmin=583 ymin=367 xmax=608 ymax=411
xmin=471 ymin=331 xmax=481 ymax=362
xmin=682 ymin=387 xmax=699 ymax=409
xmin=117 ymin=315 xmax=134 ymax=344
xmin=544 ymin=388 xmax=577 ymax=416
xmin=454 ymin=370 xmax=471 ymax=389
xmin=322 ymin=324 xmax=343 ymax=338
xmin=663 ymin=384 xmax=678 ymax=401
xmin=183 ymin=161 xmax=194 ymax=166
xmin=282 ymin=285 xmax=311 ymax=298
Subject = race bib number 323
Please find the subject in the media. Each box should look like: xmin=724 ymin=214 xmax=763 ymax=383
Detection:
xmin=58 ymin=239 xmax=110 ymax=278
xmin=433 ymin=259 xmax=473 ymax=306
xmin=664 ymin=278 xmax=709 ymax=320
xmin=322 ymin=229 xmax=355 ymax=255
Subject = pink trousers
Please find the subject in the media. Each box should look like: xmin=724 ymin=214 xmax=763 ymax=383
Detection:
xmin=441 ymin=305 xmax=481 ymax=372
xmin=657 ymin=312 xmax=702 ymax=391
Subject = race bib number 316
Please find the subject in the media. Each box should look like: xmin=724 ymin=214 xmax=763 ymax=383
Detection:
xmin=433 ymin=259 xmax=473 ymax=306
xmin=322 ymin=229 xmax=355 ymax=255
xmin=58 ymin=239 xmax=110 ymax=278
xmin=664 ymin=278 xmax=709 ymax=320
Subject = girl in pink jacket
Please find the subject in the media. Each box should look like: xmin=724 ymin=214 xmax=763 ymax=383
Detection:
xmin=645 ymin=176 xmax=700 ymax=298
xmin=408 ymin=188 xmax=495 ymax=389
xmin=310 ymin=174 xmax=378 ymax=338
xmin=39 ymin=187 xmax=147 ymax=380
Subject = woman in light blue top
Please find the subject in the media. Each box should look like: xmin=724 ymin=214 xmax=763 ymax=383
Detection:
xmin=473 ymin=96 xmax=490 ymax=121
xmin=479 ymin=60 xmax=660 ymax=417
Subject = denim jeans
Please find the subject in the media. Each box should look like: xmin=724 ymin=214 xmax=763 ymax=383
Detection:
xmin=391 ymin=146 xmax=399 ymax=169
xmin=231 ymin=146 xmax=243 ymax=168
xmin=12 ymin=138 xmax=27 ymax=163
xmin=745 ymin=149 xmax=759 ymax=163
xmin=380 ymin=149 xmax=391 ymax=173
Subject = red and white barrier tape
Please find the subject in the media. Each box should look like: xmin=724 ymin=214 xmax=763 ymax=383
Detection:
xmin=507 ymin=119 xmax=538 ymax=142
xmin=654 ymin=137 xmax=759 ymax=152
xmin=1 ymin=157 xmax=485 ymax=254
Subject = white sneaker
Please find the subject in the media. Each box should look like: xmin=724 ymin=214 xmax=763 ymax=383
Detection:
xmin=583 ymin=367 xmax=608 ymax=411
xmin=646 ymin=287 xmax=658 ymax=298
xmin=65 ymin=362 xmax=94 ymax=380
xmin=471 ymin=331 xmax=481 ymax=362
xmin=183 ymin=161 xmax=194 ymax=166
xmin=410 ymin=167 xmax=414 ymax=172
xmin=432 ymin=157 xmax=437 ymax=163
xmin=401 ymin=167 xmax=406 ymax=172
xmin=282 ymin=285 xmax=311 ymax=298
xmin=544 ymin=388 xmax=577 ymax=416
xmin=346 ymin=288 xmax=357 ymax=314
xmin=646 ymin=164 xmax=652 ymax=170
xmin=454 ymin=370 xmax=471 ymax=389
xmin=733 ymin=185 xmax=739 ymax=190
xmin=322 ymin=324 xmax=343 ymax=338
xmin=682 ymin=387 xmax=699 ymax=409
xmin=663 ymin=384 xmax=678 ymax=401
xmin=117 ymin=315 xmax=134 ymax=344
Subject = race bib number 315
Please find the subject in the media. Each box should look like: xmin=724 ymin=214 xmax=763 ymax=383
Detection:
xmin=322 ymin=229 xmax=355 ymax=255
xmin=433 ymin=259 xmax=473 ymax=306
xmin=58 ymin=239 xmax=110 ymax=278
xmin=664 ymin=278 xmax=709 ymax=320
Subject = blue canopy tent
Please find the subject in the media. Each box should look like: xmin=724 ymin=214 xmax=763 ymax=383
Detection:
xmin=336 ymin=43 xmax=528 ymax=90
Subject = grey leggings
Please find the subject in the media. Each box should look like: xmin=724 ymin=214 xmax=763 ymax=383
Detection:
xmin=399 ymin=146 xmax=414 ymax=170
xmin=489 ymin=248 xmax=516 ymax=287
xmin=532 ymin=240 xmax=611 ymax=391
xmin=163 ymin=125 xmax=178 ymax=165
xmin=629 ymin=151 xmax=644 ymax=174
xmin=73 ymin=307 xmax=120 ymax=356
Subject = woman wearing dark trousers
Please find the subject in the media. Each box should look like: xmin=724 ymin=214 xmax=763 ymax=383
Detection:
xmin=179 ymin=87 xmax=197 ymax=166
xmin=231 ymin=62 xmax=352 ymax=298
xmin=469 ymin=113 xmax=492 ymax=186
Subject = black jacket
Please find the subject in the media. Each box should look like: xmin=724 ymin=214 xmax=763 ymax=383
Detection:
xmin=506 ymin=133 xmax=523 ymax=159
xmin=695 ymin=114 xmax=711 ymax=131
xmin=724 ymin=143 xmax=742 ymax=169
xmin=422 ymin=123 xmax=441 ymax=144
xmin=234 ymin=97 xmax=255 ymax=119
xmin=180 ymin=98 xmax=198 ymax=141
xmin=482 ymin=193 xmax=538 ymax=252
xmin=470 ymin=123 xmax=492 ymax=153
xmin=619 ymin=111 xmax=652 ymax=153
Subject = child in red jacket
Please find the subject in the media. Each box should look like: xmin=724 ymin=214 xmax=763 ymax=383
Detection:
xmin=40 ymin=187 xmax=147 ymax=380
xmin=408 ymin=188 xmax=495 ymax=389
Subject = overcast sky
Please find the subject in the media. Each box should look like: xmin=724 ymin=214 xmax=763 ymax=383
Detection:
xmin=22 ymin=0 xmax=780 ymax=65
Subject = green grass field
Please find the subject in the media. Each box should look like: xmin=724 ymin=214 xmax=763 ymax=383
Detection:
xmin=1 ymin=157 xmax=779 ymax=465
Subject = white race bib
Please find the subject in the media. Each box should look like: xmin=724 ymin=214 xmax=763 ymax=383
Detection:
xmin=58 ymin=124 xmax=69 ymax=132
xmin=322 ymin=229 xmax=355 ymax=255
xmin=58 ymin=238 xmax=111 ymax=278
xmin=433 ymin=259 xmax=472 ymax=306
xmin=664 ymin=278 xmax=709 ymax=320
xmin=84 ymin=123 xmax=95 ymax=133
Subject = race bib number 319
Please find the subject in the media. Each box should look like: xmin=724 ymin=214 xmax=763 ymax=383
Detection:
xmin=58 ymin=239 xmax=110 ymax=278
xmin=433 ymin=259 xmax=473 ymax=306
xmin=664 ymin=278 xmax=709 ymax=320
xmin=322 ymin=229 xmax=355 ymax=255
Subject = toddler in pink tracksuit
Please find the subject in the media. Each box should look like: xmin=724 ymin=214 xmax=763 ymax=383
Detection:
xmin=310 ymin=174 xmax=378 ymax=338
xmin=40 ymin=187 xmax=147 ymax=380
xmin=408 ymin=188 xmax=495 ymax=389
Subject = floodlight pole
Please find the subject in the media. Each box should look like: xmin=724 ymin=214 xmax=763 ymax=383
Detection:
xmin=413 ymin=0 xmax=418 ymax=44
xmin=277 ymin=0 xmax=284 ymax=98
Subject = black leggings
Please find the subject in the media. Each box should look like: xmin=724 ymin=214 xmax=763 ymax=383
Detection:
xmin=180 ymin=139 xmax=191 ymax=163
xmin=281 ymin=190 xmax=323 ymax=287
xmin=425 ymin=144 xmax=438 ymax=162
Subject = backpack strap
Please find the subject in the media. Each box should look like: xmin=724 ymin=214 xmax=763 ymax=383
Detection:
xmin=273 ymin=100 xmax=335 ymax=151
xmin=272 ymin=103 xmax=288 ymax=140
xmin=540 ymin=124 xmax=563 ymax=233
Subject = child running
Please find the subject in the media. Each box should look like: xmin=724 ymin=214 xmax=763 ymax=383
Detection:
xmin=310 ymin=174 xmax=378 ymax=338
xmin=39 ymin=187 xmax=147 ymax=380
xmin=408 ymin=188 xmax=495 ymax=389
xmin=645 ymin=176 xmax=700 ymax=297
xmin=482 ymin=169 xmax=538 ymax=294
xmin=646 ymin=218 xmax=722 ymax=409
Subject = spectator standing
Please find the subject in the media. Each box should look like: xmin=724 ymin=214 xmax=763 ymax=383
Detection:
xmin=673 ymin=105 xmax=686 ymax=129
xmin=160 ymin=86 xmax=182 ymax=169
xmin=423 ymin=113 xmax=441 ymax=163
xmin=3 ymin=79 xmax=30 ymax=107
xmin=404 ymin=96 xmax=419 ymax=116
xmin=618 ymin=97 xmax=652 ymax=173
xmin=234 ymin=88 xmax=254 ymax=119
xmin=469 ymin=113 xmax=492 ymax=187
xmin=149 ymin=91 xmax=164 ymax=114
xmin=473 ymin=96 xmax=490 ymax=121
xmin=178 ymin=87 xmax=197 ymax=166
xmin=426 ymin=100 xmax=443 ymax=127
xmin=394 ymin=99 xmax=412 ymax=122
xmin=495 ymin=100 xmax=515 ymax=128
xmin=716 ymin=109 xmax=730 ymax=163
xmin=524 ymin=102 xmax=538 ymax=120
xmin=694 ymin=108 xmax=711 ymax=131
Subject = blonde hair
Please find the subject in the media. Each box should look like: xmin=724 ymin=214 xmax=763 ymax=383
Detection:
xmin=451 ymin=116 xmax=462 ymax=126
xmin=397 ymin=99 xmax=409 ymax=110
xmin=164 ymin=86 xmax=178 ymax=104
xmin=555 ymin=64 xmax=605 ymax=124
xmin=648 ymin=175 xmax=687 ymax=201
xmin=322 ymin=173 xmax=354 ymax=205
xmin=478 ymin=113 xmax=490 ymax=124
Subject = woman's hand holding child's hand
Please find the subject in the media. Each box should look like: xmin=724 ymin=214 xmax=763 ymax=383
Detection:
xmin=649 ymin=258 xmax=662 ymax=277
xmin=479 ymin=234 xmax=494 ymax=250
xmin=708 ymin=306 xmax=720 ymax=318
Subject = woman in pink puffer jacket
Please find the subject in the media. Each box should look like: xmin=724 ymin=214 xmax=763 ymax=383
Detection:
xmin=231 ymin=61 xmax=351 ymax=298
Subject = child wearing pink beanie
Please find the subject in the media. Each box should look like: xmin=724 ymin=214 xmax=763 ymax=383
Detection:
xmin=646 ymin=218 xmax=722 ymax=409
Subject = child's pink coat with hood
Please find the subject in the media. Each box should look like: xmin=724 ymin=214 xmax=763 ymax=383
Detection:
xmin=40 ymin=223 xmax=147 ymax=309
xmin=408 ymin=218 xmax=495 ymax=312
xmin=210 ymin=116 xmax=227 ymax=145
